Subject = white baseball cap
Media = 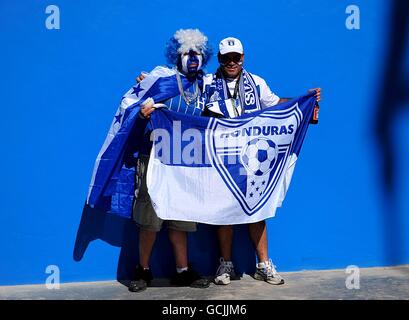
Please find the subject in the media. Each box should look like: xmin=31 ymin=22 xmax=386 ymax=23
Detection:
xmin=219 ymin=37 xmax=244 ymax=55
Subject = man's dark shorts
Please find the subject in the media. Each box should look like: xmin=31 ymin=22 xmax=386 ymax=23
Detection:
xmin=132 ymin=154 xmax=197 ymax=232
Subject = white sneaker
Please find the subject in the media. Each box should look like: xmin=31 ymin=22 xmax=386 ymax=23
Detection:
xmin=254 ymin=259 xmax=284 ymax=285
xmin=214 ymin=258 xmax=238 ymax=285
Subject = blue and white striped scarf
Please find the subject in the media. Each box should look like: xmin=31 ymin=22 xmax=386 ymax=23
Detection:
xmin=204 ymin=68 xmax=261 ymax=117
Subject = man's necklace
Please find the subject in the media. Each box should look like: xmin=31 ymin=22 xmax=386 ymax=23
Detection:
xmin=175 ymin=68 xmax=199 ymax=105
xmin=225 ymin=73 xmax=243 ymax=117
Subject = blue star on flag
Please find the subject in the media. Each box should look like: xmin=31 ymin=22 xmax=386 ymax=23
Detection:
xmin=114 ymin=113 xmax=122 ymax=124
xmin=131 ymin=85 xmax=143 ymax=97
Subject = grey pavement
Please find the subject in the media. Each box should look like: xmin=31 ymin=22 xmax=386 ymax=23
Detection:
xmin=1 ymin=265 xmax=408 ymax=300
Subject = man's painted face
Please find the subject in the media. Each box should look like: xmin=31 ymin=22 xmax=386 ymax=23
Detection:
xmin=219 ymin=52 xmax=244 ymax=78
xmin=181 ymin=50 xmax=203 ymax=74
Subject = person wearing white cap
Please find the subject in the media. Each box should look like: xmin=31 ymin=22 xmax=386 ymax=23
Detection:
xmin=202 ymin=37 xmax=321 ymax=286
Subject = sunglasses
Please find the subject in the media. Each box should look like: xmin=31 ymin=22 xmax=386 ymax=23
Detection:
xmin=219 ymin=53 xmax=242 ymax=65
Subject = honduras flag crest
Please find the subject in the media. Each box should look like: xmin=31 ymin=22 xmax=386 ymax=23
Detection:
xmin=147 ymin=92 xmax=317 ymax=225
xmin=207 ymin=104 xmax=300 ymax=216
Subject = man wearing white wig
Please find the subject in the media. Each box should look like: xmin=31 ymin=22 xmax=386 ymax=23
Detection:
xmin=95 ymin=29 xmax=212 ymax=292
xmin=130 ymin=28 xmax=215 ymax=292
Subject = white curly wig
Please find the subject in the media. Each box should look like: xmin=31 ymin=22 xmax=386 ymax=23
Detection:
xmin=165 ymin=28 xmax=212 ymax=66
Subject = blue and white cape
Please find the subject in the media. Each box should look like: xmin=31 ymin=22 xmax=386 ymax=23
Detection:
xmin=86 ymin=66 xmax=198 ymax=218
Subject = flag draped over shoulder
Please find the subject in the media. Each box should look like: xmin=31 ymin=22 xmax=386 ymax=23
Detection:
xmin=86 ymin=66 xmax=197 ymax=218
xmin=147 ymin=92 xmax=317 ymax=225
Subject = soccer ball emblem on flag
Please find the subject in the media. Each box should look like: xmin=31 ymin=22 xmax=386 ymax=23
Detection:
xmin=207 ymin=109 xmax=298 ymax=215
xmin=241 ymin=138 xmax=277 ymax=176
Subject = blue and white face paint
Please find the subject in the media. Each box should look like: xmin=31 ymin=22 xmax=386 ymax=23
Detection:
xmin=181 ymin=50 xmax=203 ymax=74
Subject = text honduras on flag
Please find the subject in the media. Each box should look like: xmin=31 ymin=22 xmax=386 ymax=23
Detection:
xmin=147 ymin=92 xmax=316 ymax=225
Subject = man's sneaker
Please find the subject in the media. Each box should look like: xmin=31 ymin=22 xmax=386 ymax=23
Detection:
xmin=170 ymin=267 xmax=210 ymax=288
xmin=214 ymin=258 xmax=239 ymax=285
xmin=128 ymin=265 xmax=153 ymax=292
xmin=254 ymin=259 xmax=284 ymax=285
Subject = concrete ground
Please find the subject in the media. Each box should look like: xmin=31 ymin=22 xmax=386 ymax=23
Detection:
xmin=1 ymin=265 xmax=408 ymax=300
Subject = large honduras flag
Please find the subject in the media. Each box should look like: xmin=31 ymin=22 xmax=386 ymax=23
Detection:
xmin=147 ymin=92 xmax=316 ymax=225
xmin=86 ymin=66 xmax=201 ymax=218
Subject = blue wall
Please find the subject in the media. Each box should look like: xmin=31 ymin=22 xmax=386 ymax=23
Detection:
xmin=1 ymin=0 xmax=408 ymax=286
